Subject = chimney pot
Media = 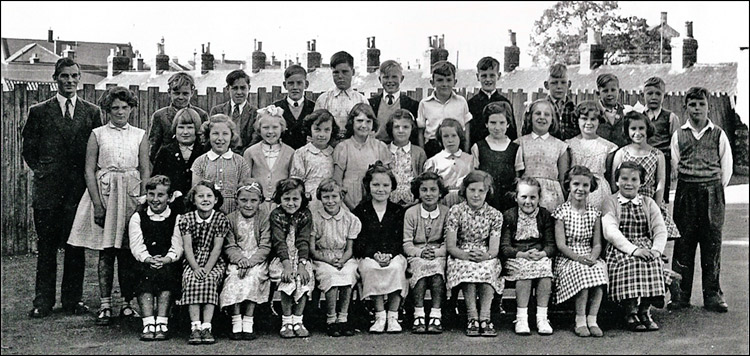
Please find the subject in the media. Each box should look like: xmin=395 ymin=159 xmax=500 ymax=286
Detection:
xmin=685 ymin=21 xmax=694 ymax=38
xmin=661 ymin=11 xmax=667 ymax=25
xmin=372 ymin=36 xmax=376 ymax=48
xmin=48 ymin=28 xmax=53 ymax=42
xmin=427 ymin=36 xmax=432 ymax=47
xmin=312 ymin=39 xmax=316 ymax=51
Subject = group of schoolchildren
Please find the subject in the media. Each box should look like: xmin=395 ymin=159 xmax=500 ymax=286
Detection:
xmin=68 ymin=49 xmax=733 ymax=344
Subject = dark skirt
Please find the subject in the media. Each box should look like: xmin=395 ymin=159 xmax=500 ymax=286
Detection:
xmin=136 ymin=261 xmax=182 ymax=296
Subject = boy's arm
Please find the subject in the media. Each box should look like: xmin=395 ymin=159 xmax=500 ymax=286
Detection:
xmin=166 ymin=219 xmax=184 ymax=262
xmin=148 ymin=112 xmax=163 ymax=162
xmin=718 ymin=130 xmax=733 ymax=187
xmin=669 ymin=112 xmax=681 ymax=137
xmin=670 ymin=131 xmax=680 ymax=181
xmin=417 ymin=101 xmax=426 ymax=147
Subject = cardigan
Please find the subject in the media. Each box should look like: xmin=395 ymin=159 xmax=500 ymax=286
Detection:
xmin=402 ymin=204 xmax=449 ymax=258
xmin=270 ymin=207 xmax=312 ymax=262
xmin=601 ymin=193 xmax=667 ymax=255
xmin=224 ymin=206 xmax=272 ymax=266
xmin=353 ymin=201 xmax=405 ymax=258
xmin=243 ymin=142 xmax=295 ymax=199
xmin=500 ymin=207 xmax=556 ymax=259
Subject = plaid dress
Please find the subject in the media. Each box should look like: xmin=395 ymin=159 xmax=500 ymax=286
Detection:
xmin=605 ymin=199 xmax=666 ymax=302
xmin=551 ymin=202 xmax=609 ymax=304
xmin=621 ymin=148 xmax=680 ymax=240
xmin=176 ymin=211 xmax=228 ymax=305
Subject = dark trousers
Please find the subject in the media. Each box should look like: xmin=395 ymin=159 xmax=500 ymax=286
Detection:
xmin=98 ymin=247 xmax=138 ymax=302
xmin=424 ymin=139 xmax=442 ymax=159
xmin=672 ymin=179 xmax=725 ymax=303
xmin=33 ymin=206 xmax=86 ymax=310
xmin=663 ymin=157 xmax=672 ymax=203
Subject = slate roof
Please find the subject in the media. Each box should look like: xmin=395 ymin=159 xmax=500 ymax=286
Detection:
xmin=2 ymin=37 xmax=133 ymax=68
xmin=1 ymin=62 xmax=106 ymax=90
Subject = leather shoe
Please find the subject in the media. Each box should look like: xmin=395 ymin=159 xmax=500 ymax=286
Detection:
xmin=667 ymin=300 xmax=691 ymax=310
xmin=625 ymin=313 xmax=646 ymax=332
xmin=64 ymin=302 xmax=90 ymax=315
xmin=638 ymin=313 xmax=659 ymax=331
xmin=28 ymin=307 xmax=52 ymax=318
xmin=704 ymin=301 xmax=729 ymax=313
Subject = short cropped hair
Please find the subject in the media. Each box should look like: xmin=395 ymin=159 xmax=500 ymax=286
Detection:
xmin=563 ymin=165 xmax=598 ymax=192
xmin=272 ymin=178 xmax=309 ymax=210
xmin=302 ymin=109 xmax=339 ymax=144
xmin=145 ymin=175 xmax=173 ymax=193
xmin=53 ymin=57 xmax=80 ymax=79
xmin=168 ymin=72 xmax=196 ymax=91
xmin=574 ymin=101 xmax=605 ymax=123
xmin=596 ymin=73 xmax=619 ymax=88
xmin=685 ymin=87 xmax=710 ymax=104
xmin=362 ymin=161 xmax=398 ymax=201
xmin=99 ymin=86 xmax=137 ymax=112
xmin=284 ymin=64 xmax=307 ymax=79
xmin=385 ymin=109 xmax=418 ymax=143
xmin=548 ymin=63 xmax=568 ymax=78
xmin=623 ymin=111 xmax=655 ymax=139
xmin=431 ymin=60 xmax=456 ymax=77
xmin=316 ymin=178 xmax=342 ymax=200
xmin=410 ymin=171 xmax=449 ymax=201
xmin=643 ymin=76 xmax=665 ymax=92
xmin=344 ymin=103 xmax=378 ymax=138
xmin=379 ymin=60 xmax=403 ymax=76
xmin=201 ymin=114 xmax=240 ymax=151
xmin=225 ymin=69 xmax=250 ymax=87
xmin=476 ymin=56 xmax=500 ymax=71
xmin=615 ymin=161 xmax=646 ymax=182
xmin=459 ymin=170 xmax=494 ymax=198
xmin=330 ymin=51 xmax=354 ymax=69
xmin=436 ymin=118 xmax=465 ymax=149
xmin=186 ymin=180 xmax=224 ymax=212
xmin=482 ymin=101 xmax=513 ymax=124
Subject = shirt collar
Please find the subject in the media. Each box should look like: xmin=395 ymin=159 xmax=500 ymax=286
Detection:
xmin=481 ymin=89 xmax=496 ymax=99
xmin=206 ymin=150 xmax=233 ymax=161
xmin=617 ymin=193 xmax=642 ymax=205
xmin=232 ymin=100 xmax=247 ymax=112
xmin=305 ymin=142 xmax=333 ymax=155
xmin=426 ymin=91 xmax=456 ymax=103
xmin=146 ymin=206 xmax=172 ymax=220
xmin=286 ymin=96 xmax=303 ymax=107
xmin=531 ymin=132 xmax=550 ymax=140
xmin=383 ymin=91 xmax=399 ymax=99
xmin=56 ymin=93 xmax=77 ymax=109
xmin=389 ymin=142 xmax=411 ymax=154
xmin=107 ymin=121 xmax=130 ymax=131
xmin=262 ymin=142 xmax=281 ymax=151
xmin=420 ymin=204 xmax=440 ymax=219
xmin=319 ymin=207 xmax=344 ymax=221
xmin=334 ymin=88 xmax=355 ymax=98
xmin=439 ymin=149 xmax=462 ymax=159
xmin=195 ymin=210 xmax=215 ymax=223
xmin=599 ymin=100 xmax=620 ymax=113
xmin=646 ymin=107 xmax=662 ymax=121
xmin=545 ymin=94 xmax=568 ymax=107
xmin=681 ymin=119 xmax=715 ymax=135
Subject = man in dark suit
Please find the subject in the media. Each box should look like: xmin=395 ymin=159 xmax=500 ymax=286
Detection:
xmin=209 ymin=69 xmax=258 ymax=154
xmin=369 ymin=60 xmax=419 ymax=144
xmin=22 ymin=57 xmax=103 ymax=318
xmin=273 ymin=64 xmax=315 ymax=150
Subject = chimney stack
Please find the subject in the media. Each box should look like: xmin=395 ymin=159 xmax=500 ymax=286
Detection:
xmin=435 ymin=34 xmax=449 ymax=64
xmin=108 ymin=47 xmax=131 ymax=78
xmin=155 ymin=37 xmax=170 ymax=72
xmin=504 ymin=30 xmax=520 ymax=72
xmin=301 ymin=38 xmax=321 ymax=72
xmin=29 ymin=53 xmax=39 ymax=64
xmin=201 ymin=42 xmax=214 ymax=73
xmin=671 ymin=21 xmax=698 ymax=71
xmin=422 ymin=35 xmax=437 ymax=78
xmin=62 ymin=44 xmax=76 ymax=60
xmin=251 ymin=39 xmax=266 ymax=73
xmin=661 ymin=11 xmax=667 ymax=25
xmin=48 ymin=28 xmax=53 ymax=43
xmin=362 ymin=36 xmax=381 ymax=73
xmin=132 ymin=50 xmax=144 ymax=71
xmin=579 ymin=29 xmax=604 ymax=73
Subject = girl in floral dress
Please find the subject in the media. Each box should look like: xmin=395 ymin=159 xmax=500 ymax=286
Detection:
xmin=445 ymin=170 xmax=504 ymax=338
xmin=290 ymin=109 xmax=339 ymax=209
xmin=387 ymin=109 xmax=426 ymax=207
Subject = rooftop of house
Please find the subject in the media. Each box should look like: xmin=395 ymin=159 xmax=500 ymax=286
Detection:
xmin=2 ymin=36 xmax=133 ymax=68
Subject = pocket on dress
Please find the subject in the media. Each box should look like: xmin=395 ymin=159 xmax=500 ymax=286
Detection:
xmin=127 ymin=175 xmax=142 ymax=197
xmin=98 ymin=171 xmax=111 ymax=196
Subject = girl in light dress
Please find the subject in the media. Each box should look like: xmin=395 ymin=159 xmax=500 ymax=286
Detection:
xmin=290 ymin=109 xmax=339 ymax=210
xmin=244 ymin=105 xmax=295 ymax=202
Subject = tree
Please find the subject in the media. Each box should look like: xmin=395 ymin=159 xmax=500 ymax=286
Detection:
xmin=529 ymin=1 xmax=668 ymax=67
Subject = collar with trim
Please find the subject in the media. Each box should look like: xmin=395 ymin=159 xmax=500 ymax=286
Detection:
xmin=206 ymin=150 xmax=233 ymax=161
xmin=305 ymin=142 xmax=333 ymax=155
xmin=286 ymin=96 xmax=303 ymax=107
xmin=531 ymin=132 xmax=550 ymax=140
xmin=146 ymin=206 xmax=172 ymax=220
xmin=420 ymin=204 xmax=440 ymax=219
xmin=107 ymin=121 xmax=130 ymax=131
xmin=195 ymin=210 xmax=215 ymax=223
xmin=439 ymin=149 xmax=462 ymax=159
xmin=617 ymin=193 xmax=642 ymax=205
xmin=681 ymin=118 xmax=715 ymax=135
xmin=389 ymin=142 xmax=411 ymax=154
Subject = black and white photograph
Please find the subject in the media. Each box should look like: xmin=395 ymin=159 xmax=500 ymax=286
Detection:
xmin=1 ymin=1 xmax=748 ymax=354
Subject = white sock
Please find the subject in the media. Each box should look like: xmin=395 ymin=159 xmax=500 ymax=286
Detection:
xmin=155 ymin=316 xmax=168 ymax=331
xmin=516 ymin=307 xmax=528 ymax=319
xmin=281 ymin=315 xmax=293 ymax=325
xmin=326 ymin=313 xmax=337 ymax=324
xmin=201 ymin=322 xmax=212 ymax=331
xmin=142 ymin=316 xmax=155 ymax=327
xmin=537 ymin=306 xmax=548 ymax=320
xmin=375 ymin=310 xmax=387 ymax=320
xmin=242 ymin=316 xmax=254 ymax=333
xmin=587 ymin=315 xmax=598 ymax=327
xmin=414 ymin=307 xmax=425 ymax=318
xmin=575 ymin=315 xmax=587 ymax=328
xmin=232 ymin=315 xmax=243 ymax=333
xmin=336 ymin=312 xmax=348 ymax=323
xmin=191 ymin=321 xmax=202 ymax=331
xmin=100 ymin=297 xmax=112 ymax=310
xmin=292 ymin=314 xmax=303 ymax=324
xmin=429 ymin=308 xmax=442 ymax=319
xmin=387 ymin=311 xmax=398 ymax=320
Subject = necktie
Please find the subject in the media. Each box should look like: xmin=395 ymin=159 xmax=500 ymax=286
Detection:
xmin=387 ymin=94 xmax=394 ymax=106
xmin=293 ymin=101 xmax=299 ymax=107
xmin=64 ymin=99 xmax=72 ymax=120
xmin=232 ymin=104 xmax=240 ymax=120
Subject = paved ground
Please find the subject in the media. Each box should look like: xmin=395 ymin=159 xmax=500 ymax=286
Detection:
xmin=1 ymin=201 xmax=747 ymax=354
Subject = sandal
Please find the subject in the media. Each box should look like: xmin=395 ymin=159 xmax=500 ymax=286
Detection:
xmin=96 ymin=308 xmax=112 ymax=326
xmin=427 ymin=317 xmax=443 ymax=334
xmin=625 ymin=313 xmax=646 ymax=332
xmin=412 ymin=317 xmax=427 ymax=334
xmin=465 ymin=319 xmax=480 ymax=337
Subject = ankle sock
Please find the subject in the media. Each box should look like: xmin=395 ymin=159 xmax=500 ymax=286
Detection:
xmin=386 ymin=311 xmax=398 ymax=320
xmin=429 ymin=308 xmax=442 ymax=319
xmin=336 ymin=312 xmax=348 ymax=323
xmin=326 ymin=313 xmax=337 ymax=324
xmin=516 ymin=307 xmax=528 ymax=319
xmin=155 ymin=316 xmax=168 ymax=331
xmin=201 ymin=322 xmax=212 ymax=331
xmin=537 ymin=306 xmax=548 ymax=320
xmin=281 ymin=315 xmax=293 ymax=325
xmin=142 ymin=316 xmax=155 ymax=328
xmin=191 ymin=321 xmax=201 ymax=331
xmin=292 ymin=314 xmax=303 ymax=324
xmin=586 ymin=315 xmax=598 ymax=327
xmin=414 ymin=307 xmax=425 ymax=318
xmin=242 ymin=316 xmax=254 ymax=333
xmin=375 ymin=310 xmax=387 ymax=320
xmin=232 ymin=315 xmax=243 ymax=333
xmin=100 ymin=297 xmax=112 ymax=310
xmin=575 ymin=315 xmax=587 ymax=328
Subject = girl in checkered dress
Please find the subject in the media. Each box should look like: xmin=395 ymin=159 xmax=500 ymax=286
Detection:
xmin=175 ymin=181 xmax=229 ymax=344
xmin=611 ymin=112 xmax=680 ymax=240
xmin=602 ymin=161 xmax=667 ymax=332
xmin=552 ymin=166 xmax=608 ymax=338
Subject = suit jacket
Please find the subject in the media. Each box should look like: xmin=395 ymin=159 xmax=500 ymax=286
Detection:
xmin=273 ymin=98 xmax=315 ymax=150
xmin=22 ymin=96 xmax=103 ymax=209
xmin=210 ymin=101 xmax=259 ymax=154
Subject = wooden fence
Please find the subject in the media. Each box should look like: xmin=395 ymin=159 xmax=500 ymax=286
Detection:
xmin=1 ymin=83 xmax=736 ymax=255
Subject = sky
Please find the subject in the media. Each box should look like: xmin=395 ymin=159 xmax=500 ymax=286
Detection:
xmin=1 ymin=1 xmax=748 ymax=69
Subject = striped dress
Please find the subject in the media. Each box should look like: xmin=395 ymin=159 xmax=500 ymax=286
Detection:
xmin=176 ymin=210 xmax=228 ymax=306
